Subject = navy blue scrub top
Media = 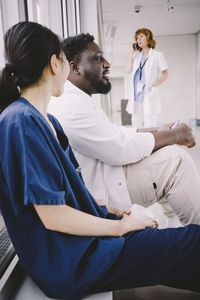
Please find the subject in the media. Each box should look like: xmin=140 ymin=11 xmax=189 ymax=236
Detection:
xmin=0 ymin=98 xmax=124 ymax=300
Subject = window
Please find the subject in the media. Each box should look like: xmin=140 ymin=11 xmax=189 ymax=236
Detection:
xmin=0 ymin=212 xmax=15 ymax=281
xmin=27 ymin=0 xmax=63 ymax=37
xmin=0 ymin=0 xmax=27 ymax=68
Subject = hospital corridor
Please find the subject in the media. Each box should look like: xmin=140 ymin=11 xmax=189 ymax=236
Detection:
xmin=1 ymin=0 xmax=200 ymax=300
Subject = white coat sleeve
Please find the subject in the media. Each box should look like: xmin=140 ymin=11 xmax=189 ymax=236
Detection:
xmin=48 ymin=93 xmax=155 ymax=166
xmin=157 ymin=52 xmax=168 ymax=71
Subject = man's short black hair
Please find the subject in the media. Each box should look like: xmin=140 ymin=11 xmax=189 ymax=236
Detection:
xmin=62 ymin=33 xmax=94 ymax=63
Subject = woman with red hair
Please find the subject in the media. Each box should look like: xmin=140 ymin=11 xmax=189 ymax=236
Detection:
xmin=126 ymin=28 xmax=168 ymax=128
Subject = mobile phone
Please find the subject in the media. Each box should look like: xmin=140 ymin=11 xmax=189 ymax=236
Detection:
xmin=132 ymin=42 xmax=139 ymax=50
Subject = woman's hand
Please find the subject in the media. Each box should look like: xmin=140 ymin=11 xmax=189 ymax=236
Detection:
xmin=150 ymin=70 xmax=168 ymax=90
xmin=119 ymin=214 xmax=158 ymax=236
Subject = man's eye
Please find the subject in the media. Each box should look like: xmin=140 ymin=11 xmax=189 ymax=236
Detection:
xmin=96 ymin=56 xmax=103 ymax=62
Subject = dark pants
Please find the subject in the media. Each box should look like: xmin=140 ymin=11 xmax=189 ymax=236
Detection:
xmin=89 ymin=225 xmax=200 ymax=295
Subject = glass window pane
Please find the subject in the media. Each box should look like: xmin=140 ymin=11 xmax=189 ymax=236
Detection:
xmin=0 ymin=0 xmax=20 ymax=33
xmin=0 ymin=4 xmax=5 ymax=69
xmin=27 ymin=0 xmax=63 ymax=37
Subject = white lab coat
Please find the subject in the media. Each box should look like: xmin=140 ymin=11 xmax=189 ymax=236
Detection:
xmin=126 ymin=48 xmax=168 ymax=115
xmin=48 ymin=81 xmax=155 ymax=210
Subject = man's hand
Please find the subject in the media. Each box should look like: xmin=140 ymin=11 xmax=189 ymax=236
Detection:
xmin=172 ymin=123 xmax=195 ymax=148
xmin=95 ymin=200 xmax=131 ymax=218
xmin=107 ymin=205 xmax=131 ymax=218
xmin=153 ymin=122 xmax=195 ymax=152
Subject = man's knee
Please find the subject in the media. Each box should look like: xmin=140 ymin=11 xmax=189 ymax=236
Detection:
xmin=154 ymin=145 xmax=192 ymax=166
xmin=168 ymin=145 xmax=194 ymax=167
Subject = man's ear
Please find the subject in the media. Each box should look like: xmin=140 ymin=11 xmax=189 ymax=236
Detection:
xmin=70 ymin=61 xmax=80 ymax=74
xmin=49 ymin=54 xmax=58 ymax=75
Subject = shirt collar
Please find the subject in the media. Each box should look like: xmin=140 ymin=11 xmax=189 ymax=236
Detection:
xmin=64 ymin=80 xmax=91 ymax=99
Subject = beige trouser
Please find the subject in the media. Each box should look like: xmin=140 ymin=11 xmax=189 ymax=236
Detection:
xmin=123 ymin=145 xmax=200 ymax=226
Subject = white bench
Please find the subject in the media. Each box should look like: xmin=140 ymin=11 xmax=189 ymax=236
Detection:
xmin=13 ymin=275 xmax=112 ymax=300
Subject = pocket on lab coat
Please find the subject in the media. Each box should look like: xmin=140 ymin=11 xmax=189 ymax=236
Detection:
xmin=143 ymin=87 xmax=161 ymax=114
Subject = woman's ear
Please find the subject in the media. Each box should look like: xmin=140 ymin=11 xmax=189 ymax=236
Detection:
xmin=50 ymin=54 xmax=58 ymax=75
xmin=70 ymin=61 xmax=80 ymax=74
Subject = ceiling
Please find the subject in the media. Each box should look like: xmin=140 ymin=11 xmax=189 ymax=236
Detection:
xmin=101 ymin=0 xmax=200 ymax=67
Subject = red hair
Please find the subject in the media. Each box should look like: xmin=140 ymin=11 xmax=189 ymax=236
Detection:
xmin=135 ymin=28 xmax=156 ymax=51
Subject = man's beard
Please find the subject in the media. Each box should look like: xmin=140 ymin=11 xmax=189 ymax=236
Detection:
xmin=94 ymin=80 xmax=111 ymax=94
xmin=84 ymin=71 xmax=111 ymax=94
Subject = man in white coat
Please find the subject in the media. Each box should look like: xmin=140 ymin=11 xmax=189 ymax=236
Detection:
xmin=48 ymin=33 xmax=200 ymax=226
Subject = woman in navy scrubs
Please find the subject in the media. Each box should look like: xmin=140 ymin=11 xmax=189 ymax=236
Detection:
xmin=1 ymin=22 xmax=200 ymax=300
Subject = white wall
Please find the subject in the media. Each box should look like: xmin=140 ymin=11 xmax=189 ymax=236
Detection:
xmin=110 ymin=77 xmax=124 ymax=124
xmin=156 ymin=34 xmax=196 ymax=124
xmin=196 ymin=32 xmax=200 ymax=119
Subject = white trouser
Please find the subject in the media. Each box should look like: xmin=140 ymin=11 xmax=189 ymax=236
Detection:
xmin=131 ymin=101 xmax=157 ymax=128
xmin=123 ymin=145 xmax=200 ymax=226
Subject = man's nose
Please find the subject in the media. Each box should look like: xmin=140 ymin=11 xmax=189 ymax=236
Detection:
xmin=103 ymin=58 xmax=110 ymax=68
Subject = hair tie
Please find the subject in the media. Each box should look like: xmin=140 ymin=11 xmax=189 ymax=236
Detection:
xmin=5 ymin=63 xmax=12 ymax=71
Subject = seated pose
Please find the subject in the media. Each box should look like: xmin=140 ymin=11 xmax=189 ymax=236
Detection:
xmin=48 ymin=33 xmax=200 ymax=226
xmin=1 ymin=22 xmax=200 ymax=300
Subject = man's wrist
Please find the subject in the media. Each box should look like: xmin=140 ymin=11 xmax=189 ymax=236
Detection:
xmin=172 ymin=128 xmax=179 ymax=144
